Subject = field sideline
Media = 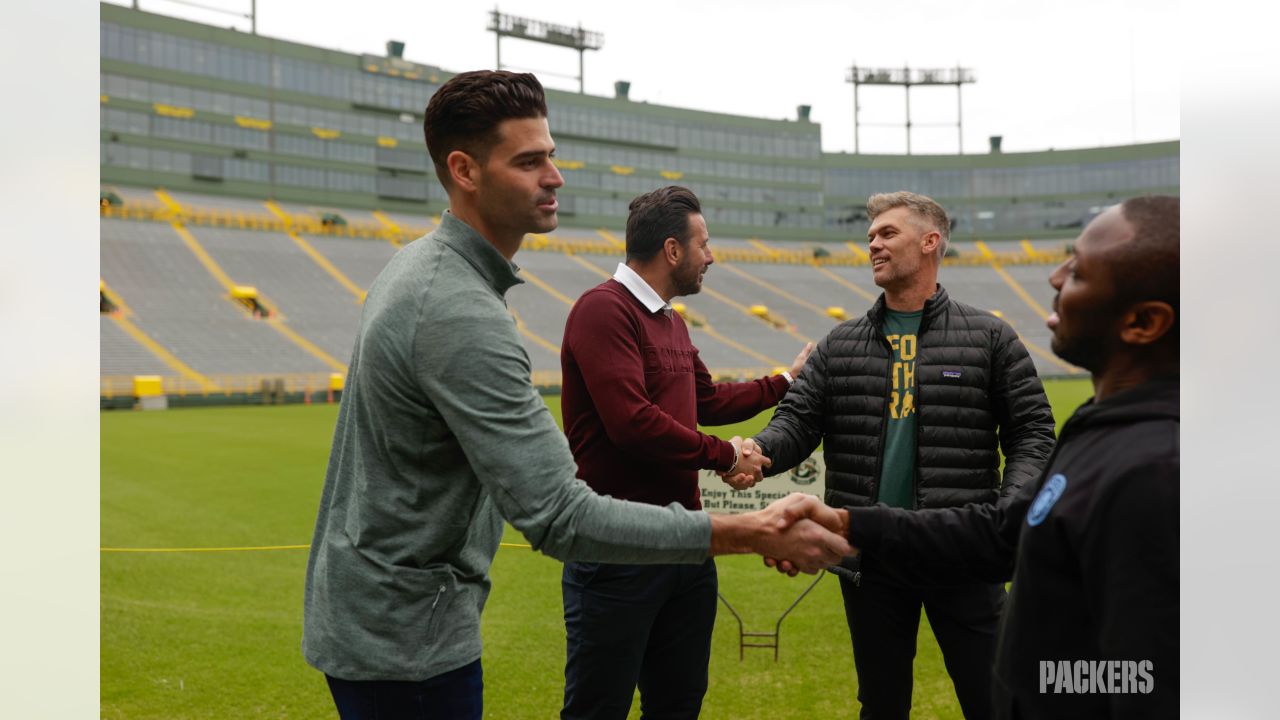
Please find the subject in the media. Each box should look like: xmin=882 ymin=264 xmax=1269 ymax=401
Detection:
xmin=101 ymin=378 xmax=1092 ymax=719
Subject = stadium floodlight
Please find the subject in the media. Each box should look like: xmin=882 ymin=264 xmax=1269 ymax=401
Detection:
xmin=488 ymin=8 xmax=604 ymax=94
xmin=845 ymin=64 xmax=976 ymax=155
xmin=143 ymin=0 xmax=258 ymax=34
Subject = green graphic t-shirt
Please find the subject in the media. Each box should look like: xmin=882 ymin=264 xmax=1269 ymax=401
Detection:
xmin=877 ymin=309 xmax=922 ymax=509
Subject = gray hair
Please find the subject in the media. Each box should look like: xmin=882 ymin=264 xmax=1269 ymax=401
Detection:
xmin=867 ymin=191 xmax=950 ymax=259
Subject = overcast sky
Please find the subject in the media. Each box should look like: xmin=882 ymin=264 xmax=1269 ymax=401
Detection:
xmin=107 ymin=0 xmax=1179 ymax=155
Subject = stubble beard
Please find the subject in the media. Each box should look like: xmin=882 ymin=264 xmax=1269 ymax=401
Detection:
xmin=674 ymin=262 xmax=703 ymax=297
xmin=532 ymin=205 xmax=558 ymax=233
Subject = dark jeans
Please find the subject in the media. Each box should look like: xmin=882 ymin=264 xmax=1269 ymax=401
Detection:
xmin=840 ymin=575 xmax=1005 ymax=720
xmin=561 ymin=559 xmax=718 ymax=720
xmin=325 ymin=660 xmax=483 ymax=720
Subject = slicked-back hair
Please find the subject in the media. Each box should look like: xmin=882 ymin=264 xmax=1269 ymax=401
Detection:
xmin=422 ymin=70 xmax=547 ymax=189
xmin=625 ymin=186 xmax=703 ymax=262
xmin=867 ymin=191 xmax=951 ymax=258
xmin=1114 ymin=195 xmax=1180 ymax=335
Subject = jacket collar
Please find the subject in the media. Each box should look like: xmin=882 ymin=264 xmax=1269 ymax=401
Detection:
xmin=868 ymin=284 xmax=950 ymax=329
xmin=434 ymin=211 xmax=525 ymax=296
xmin=1065 ymin=374 xmax=1180 ymax=431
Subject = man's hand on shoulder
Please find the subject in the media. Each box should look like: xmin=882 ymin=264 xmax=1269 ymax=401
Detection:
xmin=788 ymin=342 xmax=815 ymax=379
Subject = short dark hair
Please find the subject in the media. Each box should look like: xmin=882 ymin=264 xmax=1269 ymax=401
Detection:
xmin=422 ymin=70 xmax=547 ymax=188
xmin=1114 ymin=196 xmax=1179 ymax=315
xmin=625 ymin=186 xmax=703 ymax=262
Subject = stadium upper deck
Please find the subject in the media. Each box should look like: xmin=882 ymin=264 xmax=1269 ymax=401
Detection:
xmin=99 ymin=3 xmax=1177 ymax=243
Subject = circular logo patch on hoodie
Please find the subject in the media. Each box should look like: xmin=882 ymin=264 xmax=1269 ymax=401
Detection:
xmin=1027 ymin=473 xmax=1067 ymax=527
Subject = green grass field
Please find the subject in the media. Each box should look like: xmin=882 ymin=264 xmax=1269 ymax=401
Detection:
xmin=101 ymin=378 xmax=1093 ymax=719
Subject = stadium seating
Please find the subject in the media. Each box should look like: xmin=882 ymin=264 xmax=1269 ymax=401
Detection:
xmin=101 ymin=219 xmax=327 ymax=371
xmin=100 ymin=187 xmax=1082 ymax=400
xmin=185 ymin=225 xmax=364 ymax=362
xmin=100 ymin=315 xmax=174 ymax=376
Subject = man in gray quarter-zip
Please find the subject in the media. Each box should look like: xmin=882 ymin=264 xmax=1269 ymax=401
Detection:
xmin=301 ymin=70 xmax=852 ymax=720
xmin=734 ymin=191 xmax=1057 ymax=719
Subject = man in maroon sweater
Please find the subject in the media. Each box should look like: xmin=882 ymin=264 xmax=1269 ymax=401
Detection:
xmin=559 ymin=186 xmax=812 ymax=720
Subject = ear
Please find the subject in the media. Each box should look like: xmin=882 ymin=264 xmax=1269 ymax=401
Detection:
xmin=446 ymin=150 xmax=480 ymax=192
xmin=920 ymin=230 xmax=941 ymax=257
xmin=1118 ymin=301 xmax=1177 ymax=346
xmin=663 ymin=237 xmax=683 ymax=267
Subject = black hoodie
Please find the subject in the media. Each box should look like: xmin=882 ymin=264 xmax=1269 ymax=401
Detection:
xmin=845 ymin=377 xmax=1179 ymax=719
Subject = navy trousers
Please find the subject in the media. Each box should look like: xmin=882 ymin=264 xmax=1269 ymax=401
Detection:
xmin=561 ymin=559 xmax=718 ymax=720
xmin=839 ymin=575 xmax=1006 ymax=720
xmin=325 ymin=659 xmax=483 ymax=720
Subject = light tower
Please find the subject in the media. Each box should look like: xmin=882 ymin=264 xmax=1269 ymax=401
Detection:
xmin=845 ymin=65 xmax=975 ymax=154
xmin=488 ymin=8 xmax=603 ymax=94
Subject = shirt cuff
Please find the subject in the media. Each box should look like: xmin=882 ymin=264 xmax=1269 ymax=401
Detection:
xmin=782 ymin=371 xmax=794 ymax=384
xmin=716 ymin=439 xmax=737 ymax=472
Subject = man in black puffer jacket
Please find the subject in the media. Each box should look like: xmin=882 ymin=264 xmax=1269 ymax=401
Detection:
xmin=741 ymin=191 xmax=1057 ymax=719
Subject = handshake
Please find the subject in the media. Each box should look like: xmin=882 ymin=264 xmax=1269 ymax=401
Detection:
xmin=719 ymin=436 xmax=770 ymax=491
xmin=709 ymin=492 xmax=855 ymax=576
xmin=716 ymin=341 xmax=814 ymax=492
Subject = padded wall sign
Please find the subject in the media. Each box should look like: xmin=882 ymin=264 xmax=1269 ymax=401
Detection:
xmin=697 ymin=452 xmax=825 ymax=514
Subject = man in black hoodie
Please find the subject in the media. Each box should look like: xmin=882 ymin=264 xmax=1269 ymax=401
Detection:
xmin=761 ymin=195 xmax=1179 ymax=719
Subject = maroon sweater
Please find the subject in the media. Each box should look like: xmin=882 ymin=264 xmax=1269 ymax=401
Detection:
xmin=561 ymin=278 xmax=790 ymax=510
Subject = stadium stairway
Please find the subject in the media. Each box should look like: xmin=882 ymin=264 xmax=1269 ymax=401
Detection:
xmin=971 ymin=242 xmax=1083 ymax=376
xmin=996 ymin=263 xmax=1083 ymax=376
xmin=595 ymin=228 xmax=627 ymax=251
xmin=739 ymin=263 xmax=876 ymax=320
xmin=99 ymin=281 xmax=217 ymax=393
xmin=507 ymin=307 xmax=563 ymax=375
xmin=845 ymin=241 xmax=872 ymax=263
xmin=100 ymin=220 xmax=329 ymax=376
xmin=506 ymin=251 xmax=596 ymax=371
xmin=690 ymin=266 xmax=815 ymax=347
xmin=715 ymin=262 xmax=847 ymax=340
xmin=101 ymin=314 xmax=187 ymax=377
xmin=183 ymin=225 xmax=363 ymax=365
xmin=297 ymin=233 xmax=398 ymax=289
xmin=100 ymin=187 xmax=1081 ymax=389
xmin=564 ymin=255 xmax=783 ymax=373
xmin=259 ymin=200 xmax=378 ymax=300
xmin=569 ymin=253 xmax=803 ymax=371
xmin=168 ymin=220 xmax=347 ymax=373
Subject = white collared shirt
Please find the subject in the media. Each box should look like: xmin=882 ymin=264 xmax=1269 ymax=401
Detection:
xmin=613 ymin=263 xmax=672 ymax=317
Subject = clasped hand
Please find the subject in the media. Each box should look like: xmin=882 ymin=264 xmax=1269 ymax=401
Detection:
xmin=717 ymin=342 xmax=813 ymax=492
xmin=751 ymin=493 xmax=853 ymax=575
xmin=720 ymin=436 xmax=769 ymax=490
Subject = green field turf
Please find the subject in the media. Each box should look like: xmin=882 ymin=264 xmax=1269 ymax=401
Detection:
xmin=101 ymin=378 xmax=1093 ymax=719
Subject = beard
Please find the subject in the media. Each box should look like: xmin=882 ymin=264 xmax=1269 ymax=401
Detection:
xmin=672 ymin=258 xmax=704 ymax=297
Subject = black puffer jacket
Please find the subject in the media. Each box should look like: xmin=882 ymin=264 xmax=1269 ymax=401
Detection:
xmin=756 ymin=285 xmax=1056 ymax=509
